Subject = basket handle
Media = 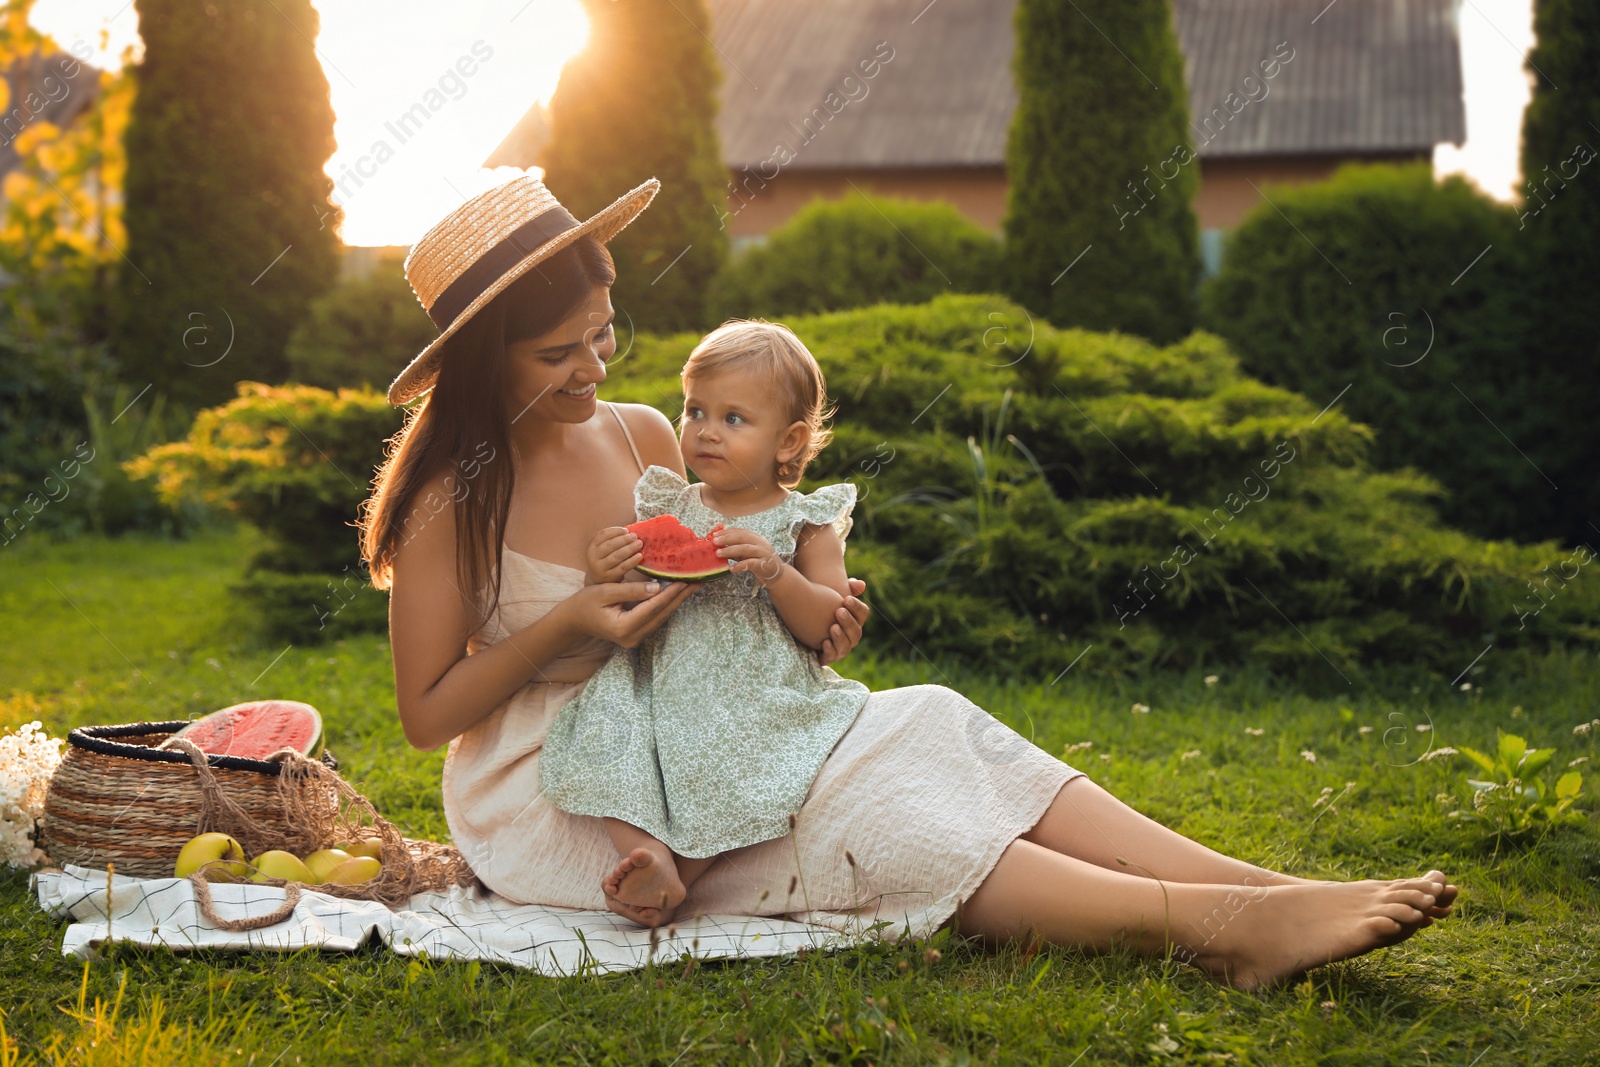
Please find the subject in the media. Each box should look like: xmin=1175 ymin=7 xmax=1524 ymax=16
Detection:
xmin=188 ymin=870 xmax=303 ymax=931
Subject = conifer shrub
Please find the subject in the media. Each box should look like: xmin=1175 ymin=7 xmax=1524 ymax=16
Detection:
xmin=1002 ymin=0 xmax=1201 ymax=343
xmin=610 ymin=295 xmax=1599 ymax=679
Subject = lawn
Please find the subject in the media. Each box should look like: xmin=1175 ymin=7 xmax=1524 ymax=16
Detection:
xmin=2 ymin=526 xmax=1597 ymax=1065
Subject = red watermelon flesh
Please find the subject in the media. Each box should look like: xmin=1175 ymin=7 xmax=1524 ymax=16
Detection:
xmin=171 ymin=700 xmax=323 ymax=759
xmin=627 ymin=515 xmax=731 ymax=581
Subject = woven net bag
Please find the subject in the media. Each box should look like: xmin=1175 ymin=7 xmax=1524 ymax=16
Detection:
xmin=41 ymin=721 xmax=479 ymax=927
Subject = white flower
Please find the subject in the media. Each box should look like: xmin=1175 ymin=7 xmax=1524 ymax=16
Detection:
xmin=1131 ymin=703 xmax=1150 ymax=715
xmin=1244 ymin=727 xmax=1265 ymax=736
xmin=1180 ymin=750 xmax=1202 ymax=761
xmin=1421 ymin=747 xmax=1458 ymax=761
xmin=1301 ymin=750 xmax=1318 ymax=763
xmin=1435 ymin=793 xmax=1454 ymax=805
xmin=1358 ymin=725 xmax=1374 ymax=735
xmin=1570 ymin=756 xmax=1590 ymax=768
xmin=1576 ymin=721 xmax=1596 ymax=736
xmin=0 ymin=721 xmax=64 ymax=868
xmin=1459 ymin=682 xmax=1472 ymax=692
xmin=1204 ymin=675 xmax=1219 ymax=687
xmin=1415 ymin=723 xmax=1432 ymax=732
xmin=1098 ymin=753 xmax=1112 ymax=761
xmin=1062 ymin=741 xmax=1094 ymax=757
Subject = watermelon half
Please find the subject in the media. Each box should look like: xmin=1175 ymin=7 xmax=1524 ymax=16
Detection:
xmin=170 ymin=700 xmax=323 ymax=759
xmin=627 ymin=515 xmax=731 ymax=582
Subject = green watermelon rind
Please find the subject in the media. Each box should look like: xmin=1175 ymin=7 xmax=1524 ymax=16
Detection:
xmin=171 ymin=700 xmax=324 ymax=759
xmin=635 ymin=561 xmax=731 ymax=582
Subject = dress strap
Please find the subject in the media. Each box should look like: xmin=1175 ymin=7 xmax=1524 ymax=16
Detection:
xmin=605 ymin=401 xmax=646 ymax=476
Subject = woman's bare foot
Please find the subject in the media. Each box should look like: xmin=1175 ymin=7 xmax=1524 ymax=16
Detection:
xmin=1189 ymin=872 xmax=1447 ymax=991
xmin=603 ymin=847 xmax=687 ymax=915
xmin=1258 ymin=868 xmax=1458 ymax=920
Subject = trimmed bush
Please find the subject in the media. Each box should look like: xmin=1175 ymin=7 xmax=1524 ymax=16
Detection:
xmin=605 ymin=295 xmax=1599 ymax=680
xmin=127 ymin=382 xmax=401 ymax=642
xmin=286 ymin=261 xmax=436 ymax=392
xmin=1200 ymin=163 xmax=1550 ymax=544
xmin=706 ymin=195 xmax=1004 ymax=321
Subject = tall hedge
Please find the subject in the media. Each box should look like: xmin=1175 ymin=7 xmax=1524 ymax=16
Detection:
xmin=540 ymin=0 xmax=728 ymax=333
xmin=706 ymin=195 xmax=1004 ymax=321
xmin=1518 ymin=0 xmax=1600 ymax=545
xmin=1002 ymin=0 xmax=1200 ymax=344
xmin=114 ymin=0 xmax=340 ymax=410
xmin=1199 ymin=164 xmax=1546 ymax=543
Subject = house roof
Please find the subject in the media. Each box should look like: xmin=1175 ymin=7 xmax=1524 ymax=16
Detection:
xmin=706 ymin=0 xmax=1466 ymax=168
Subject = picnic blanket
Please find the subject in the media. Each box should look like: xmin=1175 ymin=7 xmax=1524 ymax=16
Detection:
xmin=31 ymin=865 xmax=872 ymax=975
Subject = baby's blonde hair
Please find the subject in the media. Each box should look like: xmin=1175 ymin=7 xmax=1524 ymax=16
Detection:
xmin=682 ymin=319 xmax=836 ymax=488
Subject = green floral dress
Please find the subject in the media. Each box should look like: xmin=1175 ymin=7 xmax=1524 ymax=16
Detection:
xmin=539 ymin=465 xmax=871 ymax=858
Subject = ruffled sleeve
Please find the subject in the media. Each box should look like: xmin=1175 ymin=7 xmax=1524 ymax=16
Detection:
xmin=786 ymin=481 xmax=857 ymax=546
xmin=634 ymin=464 xmax=691 ymax=520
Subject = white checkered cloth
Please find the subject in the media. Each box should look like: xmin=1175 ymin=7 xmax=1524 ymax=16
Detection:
xmin=32 ymin=865 xmax=873 ymax=975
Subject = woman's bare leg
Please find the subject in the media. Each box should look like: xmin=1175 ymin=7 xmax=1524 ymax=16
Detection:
xmin=1025 ymin=776 xmax=1457 ymax=918
xmin=955 ymin=838 xmax=1446 ymax=990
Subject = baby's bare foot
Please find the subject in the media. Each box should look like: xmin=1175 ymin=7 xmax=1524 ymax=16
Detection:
xmin=602 ymin=891 xmax=675 ymax=928
xmin=603 ymin=847 xmax=687 ymax=913
xmin=1191 ymin=873 xmax=1444 ymax=990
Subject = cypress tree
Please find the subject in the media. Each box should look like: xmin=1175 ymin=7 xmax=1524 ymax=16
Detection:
xmin=114 ymin=0 xmax=340 ymax=410
xmin=1517 ymin=0 xmax=1600 ymax=544
xmin=541 ymin=0 xmax=728 ymax=334
xmin=1003 ymin=0 xmax=1200 ymax=344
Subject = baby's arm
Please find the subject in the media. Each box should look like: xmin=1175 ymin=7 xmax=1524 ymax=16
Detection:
xmin=713 ymin=524 xmax=849 ymax=650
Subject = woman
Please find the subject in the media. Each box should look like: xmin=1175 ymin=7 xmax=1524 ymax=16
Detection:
xmin=359 ymin=176 xmax=1456 ymax=990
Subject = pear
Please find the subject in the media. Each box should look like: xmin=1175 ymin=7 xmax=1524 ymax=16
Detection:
xmin=174 ymin=832 xmax=248 ymax=881
xmin=250 ymin=850 xmax=315 ymax=884
xmin=340 ymin=838 xmax=384 ymax=861
xmin=302 ymin=849 xmax=352 ymax=884
xmin=322 ymin=856 xmax=382 ymax=886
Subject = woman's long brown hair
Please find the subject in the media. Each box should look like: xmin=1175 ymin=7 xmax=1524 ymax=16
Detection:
xmin=358 ymin=236 xmax=617 ymax=629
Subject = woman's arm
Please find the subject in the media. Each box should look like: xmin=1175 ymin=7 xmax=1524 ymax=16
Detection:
xmin=389 ymin=471 xmax=694 ymax=751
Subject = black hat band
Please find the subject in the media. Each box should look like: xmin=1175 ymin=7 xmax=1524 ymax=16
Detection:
xmin=426 ymin=204 xmax=582 ymax=330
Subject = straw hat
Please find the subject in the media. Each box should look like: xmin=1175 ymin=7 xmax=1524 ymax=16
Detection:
xmin=387 ymin=175 xmax=660 ymax=406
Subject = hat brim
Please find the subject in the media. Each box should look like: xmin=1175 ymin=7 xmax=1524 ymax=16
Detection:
xmin=386 ymin=177 xmax=660 ymax=407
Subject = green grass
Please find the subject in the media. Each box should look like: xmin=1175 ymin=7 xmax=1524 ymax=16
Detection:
xmin=2 ymin=527 xmax=1597 ymax=1065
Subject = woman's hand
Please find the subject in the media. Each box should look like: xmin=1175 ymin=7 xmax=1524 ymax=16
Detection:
xmin=586 ymin=525 xmax=643 ymax=585
xmin=564 ymin=578 xmax=696 ymax=648
xmin=817 ymin=578 xmax=870 ymax=666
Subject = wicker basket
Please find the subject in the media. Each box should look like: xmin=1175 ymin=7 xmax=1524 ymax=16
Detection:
xmin=41 ymin=720 xmax=479 ymax=927
xmin=40 ymin=720 xmax=344 ymax=878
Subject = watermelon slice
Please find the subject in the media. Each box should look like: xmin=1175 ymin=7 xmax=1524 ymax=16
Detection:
xmin=627 ymin=515 xmax=731 ymax=582
xmin=170 ymin=700 xmax=323 ymax=759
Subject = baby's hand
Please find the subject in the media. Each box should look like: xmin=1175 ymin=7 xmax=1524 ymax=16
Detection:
xmin=586 ymin=525 xmax=643 ymax=585
xmin=711 ymin=525 xmax=782 ymax=585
